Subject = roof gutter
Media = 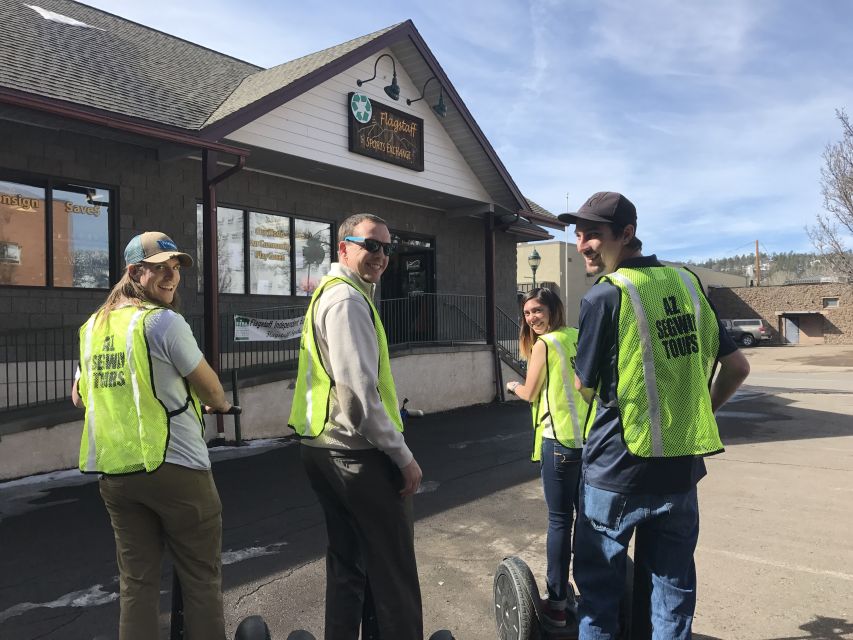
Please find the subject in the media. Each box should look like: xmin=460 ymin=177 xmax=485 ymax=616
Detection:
xmin=523 ymin=210 xmax=565 ymax=230
xmin=0 ymin=88 xmax=250 ymax=157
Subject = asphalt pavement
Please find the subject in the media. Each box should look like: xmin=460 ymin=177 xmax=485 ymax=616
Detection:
xmin=1 ymin=344 xmax=852 ymax=640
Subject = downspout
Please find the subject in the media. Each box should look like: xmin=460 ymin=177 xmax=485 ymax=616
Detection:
xmin=202 ymin=149 xmax=246 ymax=436
xmin=484 ymin=213 xmax=501 ymax=402
xmin=487 ymin=209 xmax=521 ymax=402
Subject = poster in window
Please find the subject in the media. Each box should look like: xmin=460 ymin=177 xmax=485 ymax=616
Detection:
xmin=52 ymin=186 xmax=110 ymax=288
xmin=249 ymin=212 xmax=291 ymax=295
xmin=295 ymin=219 xmax=331 ymax=296
xmin=218 ymin=207 xmax=245 ymax=294
xmin=0 ymin=180 xmax=47 ymax=286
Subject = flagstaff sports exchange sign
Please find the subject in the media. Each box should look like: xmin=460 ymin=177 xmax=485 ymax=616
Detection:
xmin=348 ymin=92 xmax=425 ymax=171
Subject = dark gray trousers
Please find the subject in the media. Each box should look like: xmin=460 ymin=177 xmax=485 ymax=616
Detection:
xmin=300 ymin=445 xmax=423 ymax=640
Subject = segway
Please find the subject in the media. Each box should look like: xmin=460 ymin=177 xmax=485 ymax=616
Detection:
xmin=493 ymin=555 xmax=637 ymax=640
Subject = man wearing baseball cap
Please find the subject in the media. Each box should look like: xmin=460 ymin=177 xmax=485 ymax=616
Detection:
xmin=559 ymin=193 xmax=750 ymax=639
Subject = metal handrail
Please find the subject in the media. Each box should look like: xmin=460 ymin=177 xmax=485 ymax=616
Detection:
xmin=495 ymin=306 xmax=525 ymax=375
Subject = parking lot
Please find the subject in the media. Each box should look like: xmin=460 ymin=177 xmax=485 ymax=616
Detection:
xmin=1 ymin=344 xmax=852 ymax=639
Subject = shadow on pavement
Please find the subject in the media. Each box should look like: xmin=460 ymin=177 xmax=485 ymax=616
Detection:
xmin=0 ymin=402 xmax=540 ymax=639
xmin=3 ymin=393 xmax=852 ymax=638
xmin=717 ymin=387 xmax=852 ymax=445
xmin=763 ymin=614 xmax=853 ymax=640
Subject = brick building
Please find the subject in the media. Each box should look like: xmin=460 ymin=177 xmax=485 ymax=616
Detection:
xmin=708 ymin=283 xmax=853 ymax=345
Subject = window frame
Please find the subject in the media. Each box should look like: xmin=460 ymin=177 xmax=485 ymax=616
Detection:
xmin=196 ymin=201 xmax=334 ymax=297
xmin=0 ymin=169 xmax=118 ymax=290
xmin=822 ymin=297 xmax=840 ymax=309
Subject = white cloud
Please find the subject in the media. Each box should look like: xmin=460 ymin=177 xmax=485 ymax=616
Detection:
xmin=588 ymin=0 xmax=764 ymax=78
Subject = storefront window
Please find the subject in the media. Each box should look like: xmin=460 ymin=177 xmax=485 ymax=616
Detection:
xmin=0 ymin=180 xmax=46 ymax=286
xmin=197 ymin=204 xmax=246 ymax=294
xmin=197 ymin=205 xmax=331 ymax=297
xmin=295 ymin=218 xmax=332 ymax=296
xmin=218 ymin=207 xmax=244 ymax=294
xmin=52 ymin=185 xmax=110 ymax=288
xmin=249 ymin=212 xmax=291 ymax=295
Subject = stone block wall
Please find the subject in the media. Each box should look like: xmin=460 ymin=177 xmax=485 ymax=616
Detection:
xmin=708 ymin=283 xmax=853 ymax=345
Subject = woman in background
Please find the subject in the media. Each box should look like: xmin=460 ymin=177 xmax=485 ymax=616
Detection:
xmin=506 ymin=287 xmax=588 ymax=628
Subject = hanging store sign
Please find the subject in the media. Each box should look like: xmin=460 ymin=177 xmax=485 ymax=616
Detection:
xmin=348 ymin=92 xmax=424 ymax=172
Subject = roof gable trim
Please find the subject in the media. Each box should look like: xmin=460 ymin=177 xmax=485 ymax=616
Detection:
xmin=199 ymin=22 xmax=413 ymax=140
xmin=198 ymin=20 xmax=535 ymax=217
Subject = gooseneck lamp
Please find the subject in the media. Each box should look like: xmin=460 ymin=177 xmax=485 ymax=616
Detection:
xmin=356 ymin=53 xmax=400 ymax=101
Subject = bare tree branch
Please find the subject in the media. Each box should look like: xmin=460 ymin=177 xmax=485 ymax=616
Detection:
xmin=808 ymin=109 xmax=853 ymax=279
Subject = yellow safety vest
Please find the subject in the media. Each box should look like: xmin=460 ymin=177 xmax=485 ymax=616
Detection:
xmin=288 ymin=275 xmax=403 ymax=437
xmin=604 ymin=266 xmax=723 ymax=457
xmin=530 ymin=327 xmax=587 ymax=461
xmin=77 ymin=305 xmax=203 ymax=474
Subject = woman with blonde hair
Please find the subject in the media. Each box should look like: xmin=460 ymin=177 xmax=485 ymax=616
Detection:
xmin=72 ymin=231 xmax=230 ymax=640
xmin=506 ymin=287 xmax=589 ymax=628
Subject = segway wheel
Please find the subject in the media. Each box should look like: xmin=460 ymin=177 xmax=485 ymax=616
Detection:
xmin=234 ymin=615 xmax=272 ymax=640
xmin=494 ymin=556 xmax=541 ymax=640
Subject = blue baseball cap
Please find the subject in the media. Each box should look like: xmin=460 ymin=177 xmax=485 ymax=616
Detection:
xmin=124 ymin=231 xmax=193 ymax=267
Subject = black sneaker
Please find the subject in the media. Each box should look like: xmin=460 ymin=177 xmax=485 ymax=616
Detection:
xmin=540 ymin=599 xmax=567 ymax=627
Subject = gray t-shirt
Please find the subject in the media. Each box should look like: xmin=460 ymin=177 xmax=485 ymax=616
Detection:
xmin=143 ymin=310 xmax=209 ymax=470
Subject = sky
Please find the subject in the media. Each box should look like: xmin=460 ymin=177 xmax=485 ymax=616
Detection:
xmin=81 ymin=0 xmax=853 ymax=262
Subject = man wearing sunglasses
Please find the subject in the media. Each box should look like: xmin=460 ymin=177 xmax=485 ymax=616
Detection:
xmin=289 ymin=213 xmax=424 ymax=640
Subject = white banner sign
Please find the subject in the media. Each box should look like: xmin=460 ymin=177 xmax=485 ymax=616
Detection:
xmin=234 ymin=315 xmax=303 ymax=342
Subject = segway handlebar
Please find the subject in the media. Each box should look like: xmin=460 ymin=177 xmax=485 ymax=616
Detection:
xmin=204 ymin=405 xmax=242 ymax=415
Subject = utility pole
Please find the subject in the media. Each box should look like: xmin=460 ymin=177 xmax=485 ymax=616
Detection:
xmin=755 ymin=240 xmax=761 ymax=287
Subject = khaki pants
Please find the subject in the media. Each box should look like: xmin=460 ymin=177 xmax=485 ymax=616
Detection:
xmin=99 ymin=463 xmax=225 ymax=640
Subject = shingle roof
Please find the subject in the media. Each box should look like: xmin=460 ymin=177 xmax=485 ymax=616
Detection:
xmin=0 ymin=0 xmax=259 ymax=129
xmin=524 ymin=198 xmax=557 ymax=220
xmin=205 ymin=24 xmax=400 ymax=127
xmin=0 ymin=1 xmax=545 ymax=224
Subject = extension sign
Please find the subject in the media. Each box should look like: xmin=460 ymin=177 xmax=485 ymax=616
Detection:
xmin=348 ymin=92 xmax=425 ymax=171
xmin=234 ymin=315 xmax=304 ymax=342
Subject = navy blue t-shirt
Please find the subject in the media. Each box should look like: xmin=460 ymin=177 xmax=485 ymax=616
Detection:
xmin=575 ymin=255 xmax=738 ymax=495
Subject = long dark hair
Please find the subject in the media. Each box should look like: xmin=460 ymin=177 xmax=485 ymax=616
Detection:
xmin=93 ymin=264 xmax=179 ymax=326
xmin=518 ymin=287 xmax=565 ymax=359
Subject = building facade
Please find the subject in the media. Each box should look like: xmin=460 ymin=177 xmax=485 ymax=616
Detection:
xmin=0 ymin=1 xmax=562 ymax=478
xmin=709 ymin=283 xmax=853 ymax=345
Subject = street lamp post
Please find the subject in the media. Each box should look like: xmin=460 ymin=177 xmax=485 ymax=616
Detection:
xmin=528 ymin=248 xmax=541 ymax=289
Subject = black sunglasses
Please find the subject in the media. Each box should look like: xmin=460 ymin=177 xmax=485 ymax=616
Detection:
xmin=344 ymin=236 xmax=395 ymax=256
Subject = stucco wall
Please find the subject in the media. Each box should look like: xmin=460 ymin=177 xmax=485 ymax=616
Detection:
xmin=708 ymin=284 xmax=853 ymax=345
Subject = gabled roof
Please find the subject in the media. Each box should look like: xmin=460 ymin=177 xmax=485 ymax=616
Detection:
xmin=0 ymin=0 xmax=564 ymax=233
xmin=0 ymin=0 xmax=258 ymax=129
xmin=524 ymin=198 xmax=560 ymax=225
xmin=205 ymin=24 xmax=400 ymax=128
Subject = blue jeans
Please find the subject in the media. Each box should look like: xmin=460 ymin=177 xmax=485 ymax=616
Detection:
xmin=574 ymin=483 xmax=699 ymax=640
xmin=540 ymin=438 xmax=582 ymax=604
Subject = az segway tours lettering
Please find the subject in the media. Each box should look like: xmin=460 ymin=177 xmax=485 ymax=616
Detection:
xmin=656 ymin=295 xmax=698 ymax=360
xmin=91 ymin=334 xmax=126 ymax=388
